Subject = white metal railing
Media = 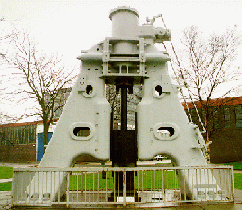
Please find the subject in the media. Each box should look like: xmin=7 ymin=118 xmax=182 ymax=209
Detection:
xmin=12 ymin=166 xmax=234 ymax=208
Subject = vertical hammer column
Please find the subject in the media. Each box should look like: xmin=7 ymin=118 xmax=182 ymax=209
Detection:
xmin=108 ymin=7 xmax=140 ymax=198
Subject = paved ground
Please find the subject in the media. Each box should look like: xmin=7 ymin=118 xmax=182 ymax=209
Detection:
xmin=0 ymin=179 xmax=12 ymax=184
xmin=0 ymin=191 xmax=11 ymax=209
xmin=0 ymin=162 xmax=38 ymax=168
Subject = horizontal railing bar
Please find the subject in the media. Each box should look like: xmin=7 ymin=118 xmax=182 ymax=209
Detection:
xmin=12 ymin=203 xmax=53 ymax=207
xmin=68 ymin=191 xmax=113 ymax=193
xmin=13 ymin=165 xmax=233 ymax=172
xmin=63 ymin=201 xmax=123 ymax=204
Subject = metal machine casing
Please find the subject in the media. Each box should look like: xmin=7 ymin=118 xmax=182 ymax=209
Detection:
xmin=27 ymin=7 xmax=212 ymax=202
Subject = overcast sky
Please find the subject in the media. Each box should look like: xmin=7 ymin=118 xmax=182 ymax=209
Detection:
xmin=1 ymin=0 xmax=242 ymax=65
xmin=1 ymin=0 xmax=242 ymax=121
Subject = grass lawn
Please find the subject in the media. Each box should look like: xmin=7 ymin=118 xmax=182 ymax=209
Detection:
xmin=0 ymin=182 xmax=12 ymax=191
xmin=0 ymin=167 xmax=13 ymax=179
xmin=222 ymin=162 xmax=242 ymax=170
xmin=0 ymin=167 xmax=13 ymax=191
xmin=234 ymin=174 xmax=242 ymax=190
xmin=69 ymin=170 xmax=179 ymax=191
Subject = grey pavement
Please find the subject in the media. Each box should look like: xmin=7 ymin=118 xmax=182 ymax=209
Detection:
xmin=0 ymin=162 xmax=38 ymax=168
xmin=235 ymin=189 xmax=242 ymax=203
xmin=0 ymin=191 xmax=11 ymax=210
xmin=0 ymin=179 xmax=12 ymax=184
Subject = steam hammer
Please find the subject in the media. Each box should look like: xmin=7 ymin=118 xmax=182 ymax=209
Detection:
xmin=28 ymin=6 xmax=210 ymax=201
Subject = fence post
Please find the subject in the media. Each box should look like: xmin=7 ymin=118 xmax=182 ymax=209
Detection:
xmin=66 ymin=172 xmax=70 ymax=207
xmin=123 ymin=171 xmax=126 ymax=207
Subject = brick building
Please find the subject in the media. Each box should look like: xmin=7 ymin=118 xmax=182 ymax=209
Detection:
xmin=183 ymin=97 xmax=242 ymax=163
xmin=0 ymin=121 xmax=39 ymax=162
xmin=0 ymin=121 xmax=56 ymax=162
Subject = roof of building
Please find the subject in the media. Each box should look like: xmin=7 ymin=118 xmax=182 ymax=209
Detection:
xmin=182 ymin=97 xmax=242 ymax=109
xmin=0 ymin=119 xmax=58 ymax=128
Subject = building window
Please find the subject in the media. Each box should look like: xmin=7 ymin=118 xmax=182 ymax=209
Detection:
xmin=213 ymin=107 xmax=219 ymax=129
xmin=191 ymin=109 xmax=198 ymax=125
xmin=200 ymin=108 xmax=205 ymax=124
xmin=235 ymin=105 xmax=242 ymax=128
xmin=223 ymin=106 xmax=231 ymax=128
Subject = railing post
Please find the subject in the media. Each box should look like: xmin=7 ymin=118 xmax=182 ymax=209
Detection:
xmin=81 ymin=172 xmax=83 ymax=192
xmin=66 ymin=172 xmax=70 ymax=207
xmin=123 ymin=171 xmax=126 ymax=207
xmin=231 ymin=167 xmax=234 ymax=202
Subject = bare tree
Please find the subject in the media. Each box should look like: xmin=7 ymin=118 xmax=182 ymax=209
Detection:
xmin=5 ymin=32 xmax=77 ymax=145
xmin=0 ymin=18 xmax=20 ymax=123
xmin=165 ymin=25 xmax=241 ymax=161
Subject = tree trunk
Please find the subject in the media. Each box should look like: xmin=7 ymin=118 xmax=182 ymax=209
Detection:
xmin=204 ymin=106 xmax=210 ymax=163
xmin=43 ymin=118 xmax=50 ymax=146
